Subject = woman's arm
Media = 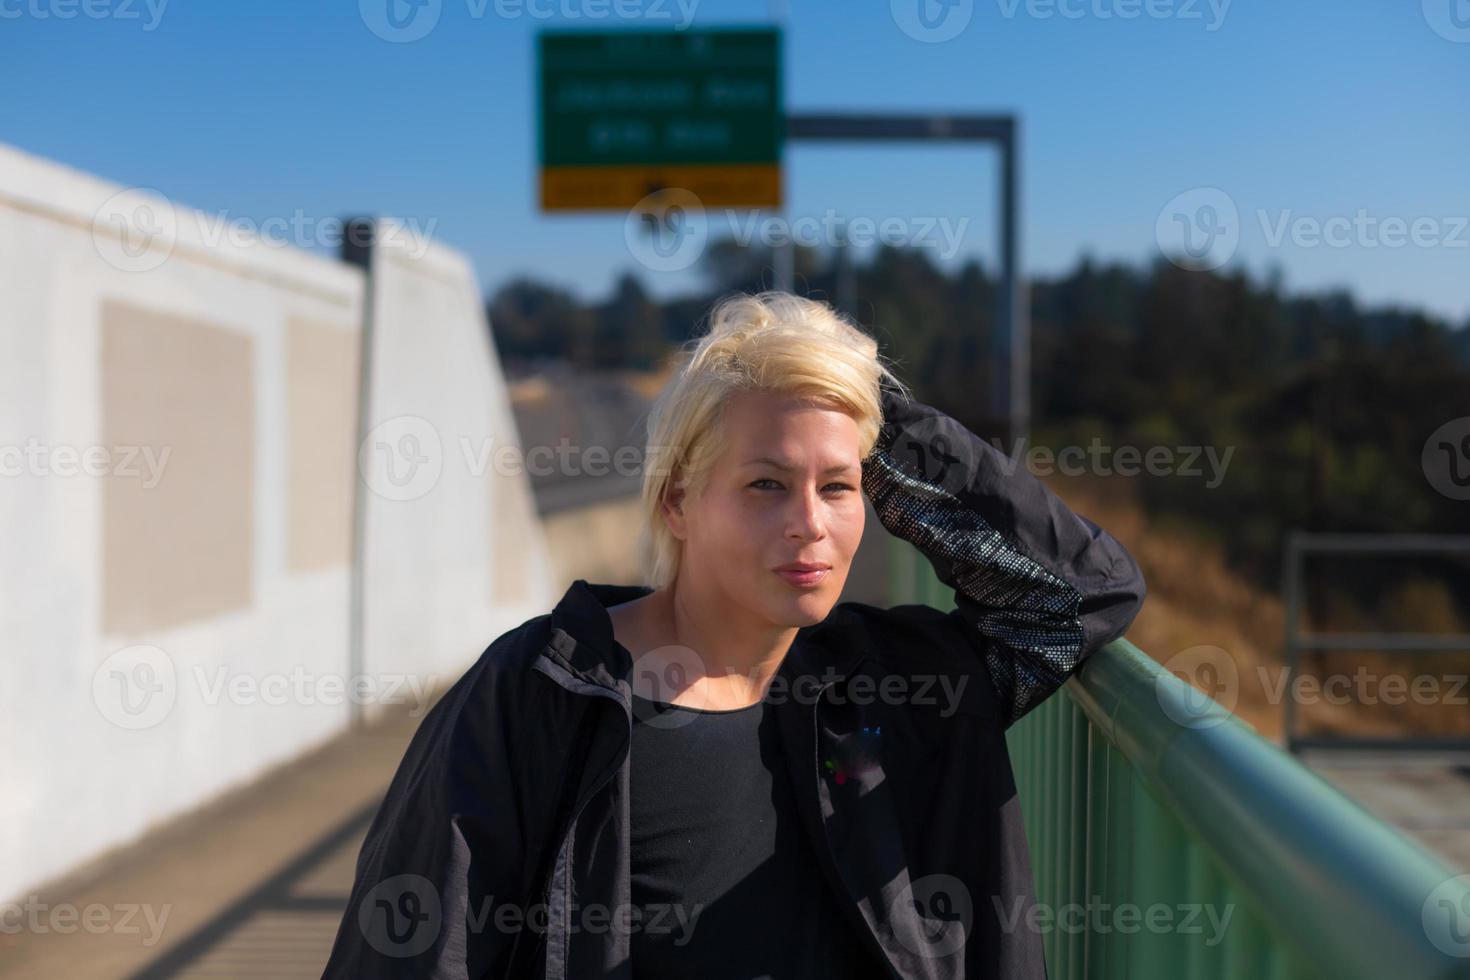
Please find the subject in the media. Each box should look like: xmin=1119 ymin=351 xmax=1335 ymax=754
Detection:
xmin=861 ymin=384 xmax=1147 ymax=729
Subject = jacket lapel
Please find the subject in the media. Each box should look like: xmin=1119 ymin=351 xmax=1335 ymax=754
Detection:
xmin=772 ymin=617 xmax=955 ymax=980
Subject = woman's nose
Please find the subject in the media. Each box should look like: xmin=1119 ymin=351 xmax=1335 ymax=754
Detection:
xmin=785 ymin=484 xmax=826 ymax=540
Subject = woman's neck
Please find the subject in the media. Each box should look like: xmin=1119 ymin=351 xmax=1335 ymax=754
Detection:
xmin=608 ymin=582 xmax=797 ymax=710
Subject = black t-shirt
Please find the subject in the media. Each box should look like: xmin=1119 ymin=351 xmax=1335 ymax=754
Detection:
xmin=627 ymin=689 xmax=889 ymax=980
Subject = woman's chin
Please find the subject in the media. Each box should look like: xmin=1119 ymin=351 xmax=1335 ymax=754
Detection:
xmin=768 ymin=585 xmax=838 ymax=626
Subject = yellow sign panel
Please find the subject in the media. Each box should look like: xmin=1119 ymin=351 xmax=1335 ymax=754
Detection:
xmin=540 ymin=164 xmax=782 ymax=211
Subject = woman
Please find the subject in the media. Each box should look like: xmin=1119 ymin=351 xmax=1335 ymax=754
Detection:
xmin=322 ymin=290 xmax=1146 ymax=979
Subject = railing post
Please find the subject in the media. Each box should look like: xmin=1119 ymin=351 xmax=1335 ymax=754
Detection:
xmin=1282 ymin=529 xmax=1303 ymax=752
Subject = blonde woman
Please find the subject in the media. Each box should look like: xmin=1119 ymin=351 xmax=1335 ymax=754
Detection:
xmin=324 ymin=290 xmax=1146 ymax=979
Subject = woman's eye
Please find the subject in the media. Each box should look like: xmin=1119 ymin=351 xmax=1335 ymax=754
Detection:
xmin=748 ymin=479 xmax=854 ymax=494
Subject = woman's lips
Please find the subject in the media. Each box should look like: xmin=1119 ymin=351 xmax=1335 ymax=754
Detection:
xmin=775 ymin=566 xmax=829 ymax=588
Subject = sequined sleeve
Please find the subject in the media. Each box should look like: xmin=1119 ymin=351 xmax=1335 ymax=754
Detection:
xmin=860 ymin=386 xmax=1147 ymax=729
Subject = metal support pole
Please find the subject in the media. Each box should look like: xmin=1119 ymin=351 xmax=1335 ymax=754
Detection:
xmin=785 ymin=112 xmax=1025 ymax=445
xmin=774 ymin=236 xmax=794 ymax=292
xmin=1000 ymin=118 xmax=1028 ymax=450
xmin=835 ymin=220 xmax=856 ymax=317
xmin=342 ymin=216 xmax=376 ymax=732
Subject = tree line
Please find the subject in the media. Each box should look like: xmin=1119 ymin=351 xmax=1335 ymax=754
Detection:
xmin=487 ymin=238 xmax=1470 ymax=610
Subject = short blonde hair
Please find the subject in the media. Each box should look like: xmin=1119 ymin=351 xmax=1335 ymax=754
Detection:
xmin=636 ymin=290 xmax=906 ymax=590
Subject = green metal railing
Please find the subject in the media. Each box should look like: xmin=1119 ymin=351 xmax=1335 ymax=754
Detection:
xmin=889 ymin=540 xmax=1470 ymax=979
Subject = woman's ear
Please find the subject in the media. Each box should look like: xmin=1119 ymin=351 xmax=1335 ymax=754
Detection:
xmin=661 ymin=480 xmax=688 ymax=540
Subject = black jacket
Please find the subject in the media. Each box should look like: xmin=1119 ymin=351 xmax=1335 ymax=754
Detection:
xmin=321 ymin=387 xmax=1147 ymax=979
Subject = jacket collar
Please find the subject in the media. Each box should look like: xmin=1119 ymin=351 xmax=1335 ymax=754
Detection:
xmin=542 ymin=578 xmax=873 ymax=694
xmin=543 ymin=579 xmax=651 ymax=689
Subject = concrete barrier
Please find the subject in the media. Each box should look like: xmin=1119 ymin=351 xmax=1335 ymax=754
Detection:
xmin=0 ymin=144 xmax=555 ymax=900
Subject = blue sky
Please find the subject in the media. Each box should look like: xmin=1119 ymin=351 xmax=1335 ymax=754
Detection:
xmin=5 ymin=0 xmax=1468 ymax=325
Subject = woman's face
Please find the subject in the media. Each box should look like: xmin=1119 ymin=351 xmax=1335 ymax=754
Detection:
xmin=667 ymin=388 xmax=867 ymax=627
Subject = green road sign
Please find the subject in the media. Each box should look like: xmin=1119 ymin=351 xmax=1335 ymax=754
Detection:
xmin=538 ymin=27 xmax=783 ymax=210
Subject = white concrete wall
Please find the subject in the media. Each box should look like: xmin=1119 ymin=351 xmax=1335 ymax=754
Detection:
xmin=0 ymin=144 xmax=556 ymax=899
xmin=357 ymin=217 xmax=558 ymax=702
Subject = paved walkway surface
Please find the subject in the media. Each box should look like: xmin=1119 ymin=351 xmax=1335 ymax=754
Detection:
xmin=0 ymin=704 xmax=420 ymax=979
xmin=1300 ymin=749 xmax=1470 ymax=873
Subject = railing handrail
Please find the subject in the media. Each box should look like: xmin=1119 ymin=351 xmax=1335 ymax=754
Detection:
xmin=1066 ymin=637 xmax=1470 ymax=980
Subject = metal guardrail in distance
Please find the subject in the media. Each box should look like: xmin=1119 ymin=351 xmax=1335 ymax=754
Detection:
xmin=1283 ymin=532 xmax=1470 ymax=752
